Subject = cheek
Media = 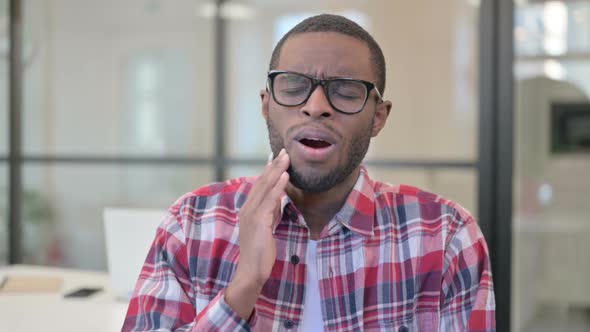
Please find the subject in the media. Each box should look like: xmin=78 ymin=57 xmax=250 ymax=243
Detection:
xmin=337 ymin=123 xmax=372 ymax=154
xmin=341 ymin=116 xmax=373 ymax=140
xmin=268 ymin=110 xmax=295 ymax=147
xmin=268 ymin=112 xmax=287 ymax=135
xmin=269 ymin=106 xmax=302 ymax=134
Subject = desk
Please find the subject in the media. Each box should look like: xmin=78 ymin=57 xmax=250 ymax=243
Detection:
xmin=0 ymin=265 xmax=129 ymax=332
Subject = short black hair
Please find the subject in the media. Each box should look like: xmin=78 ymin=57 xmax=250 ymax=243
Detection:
xmin=269 ymin=14 xmax=386 ymax=94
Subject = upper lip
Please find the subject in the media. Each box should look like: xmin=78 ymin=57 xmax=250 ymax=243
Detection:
xmin=292 ymin=126 xmax=339 ymax=145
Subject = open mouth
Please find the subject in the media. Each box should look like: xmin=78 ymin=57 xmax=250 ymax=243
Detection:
xmin=299 ymin=138 xmax=332 ymax=149
xmin=292 ymin=127 xmax=338 ymax=161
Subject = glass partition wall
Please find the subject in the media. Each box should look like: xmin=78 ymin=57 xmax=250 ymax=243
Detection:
xmin=513 ymin=0 xmax=590 ymax=331
xmin=0 ymin=0 xmax=8 ymax=265
xmin=18 ymin=0 xmax=216 ymax=269
xmin=4 ymin=0 xmax=482 ymax=271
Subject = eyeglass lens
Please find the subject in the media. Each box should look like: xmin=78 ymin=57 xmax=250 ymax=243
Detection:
xmin=272 ymin=72 xmax=368 ymax=113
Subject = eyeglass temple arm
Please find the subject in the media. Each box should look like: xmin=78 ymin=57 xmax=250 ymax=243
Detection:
xmin=374 ymin=87 xmax=384 ymax=102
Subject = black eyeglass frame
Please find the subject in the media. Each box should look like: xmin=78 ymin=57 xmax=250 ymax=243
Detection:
xmin=266 ymin=70 xmax=383 ymax=115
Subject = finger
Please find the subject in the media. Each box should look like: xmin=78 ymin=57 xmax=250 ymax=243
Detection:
xmin=249 ymin=150 xmax=290 ymax=203
xmin=258 ymin=171 xmax=290 ymax=213
xmin=249 ymin=151 xmax=289 ymax=208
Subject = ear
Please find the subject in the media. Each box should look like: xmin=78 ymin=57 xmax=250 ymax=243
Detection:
xmin=371 ymin=100 xmax=392 ymax=137
xmin=261 ymin=88 xmax=270 ymax=121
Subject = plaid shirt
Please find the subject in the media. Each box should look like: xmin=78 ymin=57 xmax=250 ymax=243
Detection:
xmin=123 ymin=166 xmax=495 ymax=331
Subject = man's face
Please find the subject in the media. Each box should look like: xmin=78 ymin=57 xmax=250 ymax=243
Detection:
xmin=262 ymin=32 xmax=391 ymax=193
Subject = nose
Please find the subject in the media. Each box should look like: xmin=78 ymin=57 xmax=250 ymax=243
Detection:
xmin=300 ymin=85 xmax=334 ymax=119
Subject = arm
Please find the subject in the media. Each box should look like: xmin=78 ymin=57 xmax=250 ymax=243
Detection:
xmin=121 ymin=211 xmax=251 ymax=332
xmin=122 ymin=149 xmax=290 ymax=331
xmin=440 ymin=217 xmax=496 ymax=332
xmin=225 ymin=148 xmax=290 ymax=319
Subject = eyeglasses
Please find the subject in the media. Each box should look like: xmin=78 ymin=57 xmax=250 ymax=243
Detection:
xmin=266 ymin=70 xmax=383 ymax=114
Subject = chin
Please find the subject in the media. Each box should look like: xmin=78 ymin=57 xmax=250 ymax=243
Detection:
xmin=287 ymin=164 xmax=346 ymax=193
xmin=291 ymin=160 xmax=333 ymax=174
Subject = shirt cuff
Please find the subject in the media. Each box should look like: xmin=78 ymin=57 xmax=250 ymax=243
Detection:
xmin=201 ymin=289 xmax=255 ymax=331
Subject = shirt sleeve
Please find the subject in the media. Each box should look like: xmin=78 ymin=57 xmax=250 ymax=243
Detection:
xmin=121 ymin=209 xmax=252 ymax=332
xmin=440 ymin=215 xmax=496 ymax=332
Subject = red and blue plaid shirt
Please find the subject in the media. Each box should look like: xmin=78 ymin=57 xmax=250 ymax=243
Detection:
xmin=123 ymin=166 xmax=495 ymax=331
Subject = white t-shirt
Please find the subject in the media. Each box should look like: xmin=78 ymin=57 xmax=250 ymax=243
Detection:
xmin=299 ymin=240 xmax=325 ymax=331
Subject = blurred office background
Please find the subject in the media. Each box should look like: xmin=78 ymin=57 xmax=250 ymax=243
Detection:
xmin=0 ymin=0 xmax=588 ymax=331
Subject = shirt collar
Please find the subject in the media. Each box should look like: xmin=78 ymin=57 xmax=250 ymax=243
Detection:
xmin=332 ymin=166 xmax=376 ymax=237
xmin=272 ymin=165 xmax=376 ymax=237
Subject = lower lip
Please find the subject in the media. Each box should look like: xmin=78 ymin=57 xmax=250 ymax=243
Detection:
xmin=293 ymin=141 xmax=336 ymax=162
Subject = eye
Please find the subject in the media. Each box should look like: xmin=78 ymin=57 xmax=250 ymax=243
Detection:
xmin=274 ymin=74 xmax=310 ymax=96
xmin=280 ymin=87 xmax=307 ymax=95
xmin=331 ymin=88 xmax=363 ymax=100
xmin=330 ymin=81 xmax=365 ymax=100
xmin=332 ymin=91 xmax=362 ymax=100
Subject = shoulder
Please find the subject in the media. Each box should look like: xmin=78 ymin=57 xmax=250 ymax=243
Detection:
xmin=161 ymin=176 xmax=256 ymax=231
xmin=372 ymin=180 xmax=476 ymax=241
xmin=171 ymin=176 xmax=255 ymax=211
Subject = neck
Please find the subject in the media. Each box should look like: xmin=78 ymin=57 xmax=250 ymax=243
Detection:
xmin=286 ymin=167 xmax=361 ymax=239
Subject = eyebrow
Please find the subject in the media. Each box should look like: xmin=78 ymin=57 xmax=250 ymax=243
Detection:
xmin=303 ymin=71 xmax=361 ymax=80
xmin=325 ymin=74 xmax=355 ymax=79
